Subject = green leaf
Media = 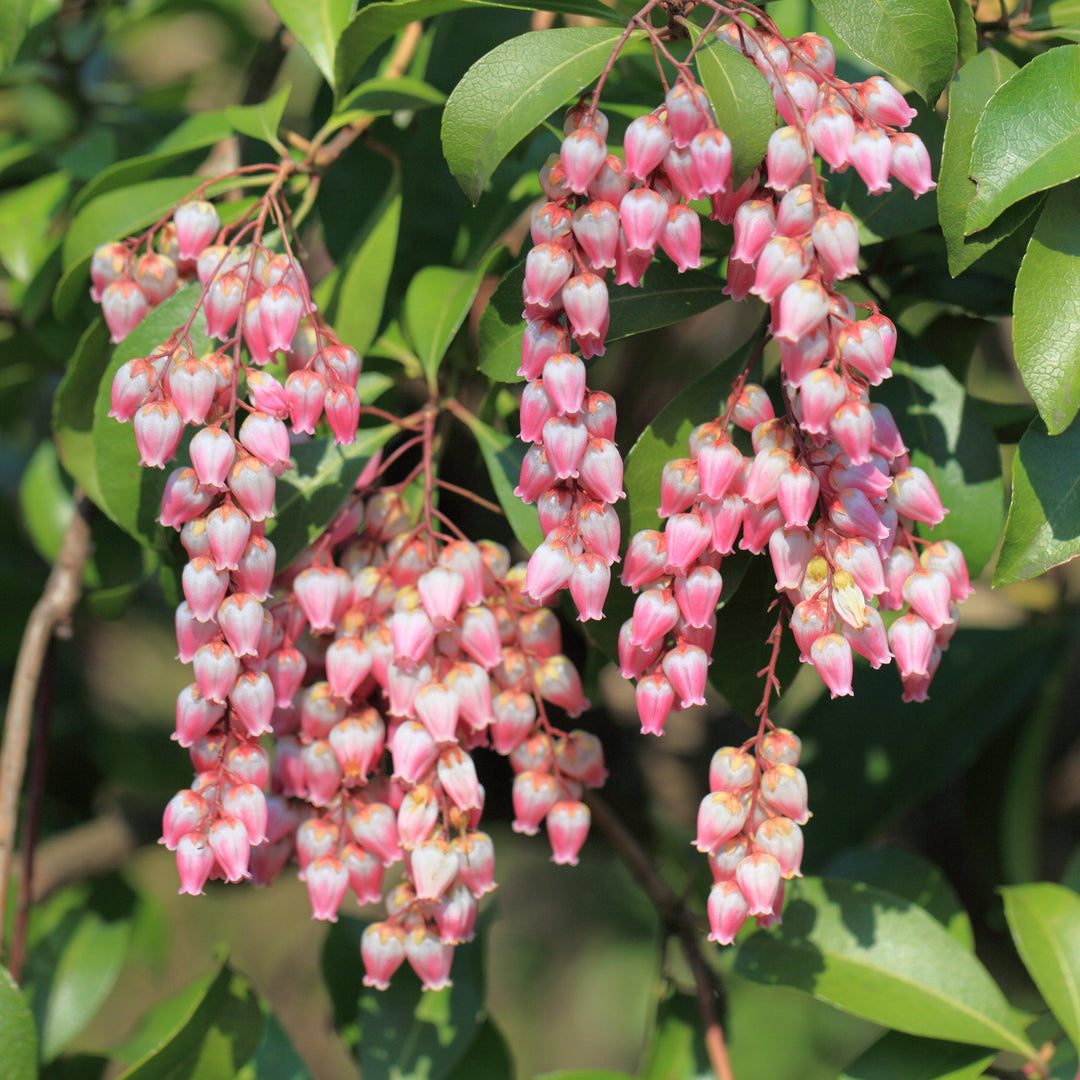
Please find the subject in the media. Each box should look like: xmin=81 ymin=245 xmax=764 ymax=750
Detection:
xmin=479 ymin=259 xmax=731 ymax=382
xmin=90 ymin=287 xmax=210 ymax=545
xmin=0 ymin=0 xmax=33 ymax=68
xmin=838 ymin=1031 xmax=994 ymax=1080
xmin=268 ymin=425 xmax=397 ymax=569
xmin=52 ymin=317 xmax=111 ymax=506
xmin=326 ymin=77 xmax=447 ymax=133
xmin=443 ymin=1018 xmax=514 ymax=1080
xmin=1013 ymin=181 xmax=1080 ymax=435
xmin=875 ymin=355 xmax=1004 ymax=577
xmin=116 ymin=958 xmax=264 ymax=1080
xmin=335 ymin=0 xmax=622 ymax=93
xmin=1003 ymin=883 xmax=1080 ymax=1047
xmin=966 ymin=45 xmax=1080 ymax=235
xmin=404 ymin=250 xmax=503 ymax=385
xmin=326 ymin=167 xmax=401 ymax=358
xmin=0 ymin=965 xmax=38 ymax=1080
xmin=225 ymin=84 xmax=291 ymax=152
xmin=995 ymin=413 xmax=1080 ymax=585
xmin=824 ymin=847 xmax=974 ymax=951
xmin=0 ymin=171 xmax=70 ymax=284
xmin=441 ymin=27 xmax=634 ymax=205
xmin=456 ymin=411 xmax=545 ymax=551
xmin=950 ymin=0 xmax=977 ymax=67
xmin=1030 ymin=0 xmax=1080 ymax=31
xmin=641 ymin=991 xmax=711 ymax=1080
xmin=735 ymin=877 xmax=1035 ymax=1056
xmin=268 ymin=0 xmax=351 ymax=87
xmin=535 ymin=1073 xmax=637 ymax=1080
xmin=938 ymin=49 xmax=1041 ymax=276
xmin=236 ymin=1012 xmax=313 ymax=1080
xmin=692 ymin=28 xmax=776 ymax=187
xmin=809 ymin=0 xmax=958 ymax=104
xmin=21 ymin=875 xmax=139 ymax=1062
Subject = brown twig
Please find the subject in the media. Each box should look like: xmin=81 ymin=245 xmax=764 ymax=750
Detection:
xmin=0 ymin=495 xmax=93 ymax=959
xmin=585 ymin=792 xmax=736 ymax=1080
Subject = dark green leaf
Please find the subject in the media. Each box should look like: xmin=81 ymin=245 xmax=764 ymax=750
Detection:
xmin=735 ymin=876 xmax=1035 ymax=1055
xmin=1013 ymin=181 xmax=1080 ymax=434
xmin=224 ymin=84 xmax=291 ymax=151
xmin=1003 ymin=883 xmax=1080 ymax=1047
xmin=838 ymin=1031 xmax=994 ymax=1080
xmin=116 ymin=958 xmax=264 ymax=1080
xmin=479 ymin=259 xmax=731 ymax=382
xmin=995 ymin=413 xmax=1080 ymax=585
xmin=268 ymin=0 xmax=351 ymax=87
xmin=457 ymin=411 xmax=545 ymax=551
xmin=966 ymin=45 xmax=1080 ymax=234
xmin=237 ymin=1013 xmax=313 ymax=1080
xmin=692 ymin=29 xmax=776 ymax=187
xmin=950 ymin=0 xmax=978 ymax=67
xmin=0 ymin=964 xmax=38 ymax=1080
xmin=327 ymin=167 xmax=401 ymax=358
xmin=335 ymin=0 xmax=622 ymax=93
xmin=441 ymin=27 xmax=634 ymax=204
xmin=875 ymin=356 xmax=1004 ymax=577
xmin=269 ymin=425 xmax=397 ymax=569
xmin=939 ymin=49 xmax=1041 ymax=276
xmin=641 ymin=991 xmax=711 ymax=1080
xmin=52 ymin=317 xmax=111 ymax=506
xmin=443 ymin=1018 xmax=513 ymax=1080
xmin=801 ymin=624 xmax=1064 ymax=863
xmin=809 ymin=0 xmax=958 ymax=104
xmin=404 ymin=249 xmax=503 ymax=385
xmin=824 ymin=847 xmax=974 ymax=950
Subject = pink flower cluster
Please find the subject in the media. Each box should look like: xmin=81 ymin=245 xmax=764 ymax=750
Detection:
xmin=699 ymin=729 xmax=807 ymax=943
xmin=516 ymin=89 xmax=738 ymax=619
xmin=160 ymin=481 xmax=602 ymax=992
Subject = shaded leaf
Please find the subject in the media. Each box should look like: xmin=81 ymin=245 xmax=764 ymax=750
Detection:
xmin=995 ymin=414 xmax=1080 ymax=585
xmin=966 ymin=45 xmax=1080 ymax=234
xmin=641 ymin=991 xmax=711 ymax=1080
xmin=824 ymin=847 xmax=974 ymax=951
xmin=692 ymin=29 xmax=776 ymax=187
xmin=268 ymin=0 xmax=351 ymax=87
xmin=479 ymin=258 xmax=731 ymax=382
xmin=875 ymin=355 xmax=1004 ymax=577
xmin=0 ymin=965 xmax=37 ymax=1080
xmin=1002 ymin=883 xmax=1080 ymax=1047
xmin=225 ymin=84 xmax=291 ymax=151
xmin=0 ymin=0 xmax=33 ymax=68
xmin=809 ymin=0 xmax=958 ymax=104
xmin=950 ymin=0 xmax=977 ymax=67
xmin=335 ymin=0 xmax=622 ymax=93
xmin=442 ymin=27 xmax=634 ymax=204
xmin=1013 ymin=181 xmax=1080 ymax=435
xmin=736 ymin=876 xmax=1035 ymax=1055
xmin=839 ymin=1031 xmax=993 ymax=1080
xmin=443 ymin=1018 xmax=513 ymax=1080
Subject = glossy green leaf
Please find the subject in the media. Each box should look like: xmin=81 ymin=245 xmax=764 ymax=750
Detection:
xmin=995 ymin=414 xmax=1080 ymax=585
xmin=809 ymin=0 xmax=958 ymax=104
xmin=875 ymin=356 xmax=1004 ymax=577
xmin=335 ymin=0 xmax=622 ymax=93
xmin=641 ymin=991 xmax=711 ymax=1080
xmin=938 ymin=49 xmax=1041 ymax=276
xmin=479 ymin=258 xmax=730 ymax=381
xmin=442 ymin=27 xmax=633 ymax=205
xmin=735 ymin=877 xmax=1035 ymax=1055
xmin=457 ymin=411 xmax=545 ymax=551
xmin=692 ymin=28 xmax=776 ymax=187
xmin=0 ymin=171 xmax=69 ymax=283
xmin=0 ymin=965 xmax=37 ymax=1080
xmin=269 ymin=425 xmax=397 ymax=569
xmin=802 ymin=623 xmax=1065 ymax=863
xmin=839 ymin=1031 xmax=994 ymax=1080
xmin=1013 ymin=182 xmax=1080 ymax=434
xmin=1003 ymin=883 xmax=1080 ymax=1047
xmin=824 ymin=848 xmax=974 ymax=951
xmin=268 ymin=0 xmax=351 ymax=87
xmin=966 ymin=45 xmax=1080 ymax=235
xmin=950 ymin=0 xmax=977 ymax=67
xmin=225 ymin=83 xmax=291 ymax=151
xmin=404 ymin=249 xmax=503 ymax=384
xmin=116 ymin=958 xmax=264 ymax=1080
xmin=326 ymin=167 xmax=401 ymax=357
xmin=52 ymin=317 xmax=111 ymax=506
xmin=90 ymin=287 xmax=209 ymax=546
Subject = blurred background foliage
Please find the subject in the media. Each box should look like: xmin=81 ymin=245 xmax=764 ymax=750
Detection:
xmin=2 ymin=0 xmax=1080 ymax=1078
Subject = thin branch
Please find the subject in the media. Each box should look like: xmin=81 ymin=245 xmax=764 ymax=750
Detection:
xmin=434 ymin=477 xmax=505 ymax=516
xmin=585 ymin=792 xmax=736 ymax=1080
xmin=0 ymin=495 xmax=92 ymax=958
